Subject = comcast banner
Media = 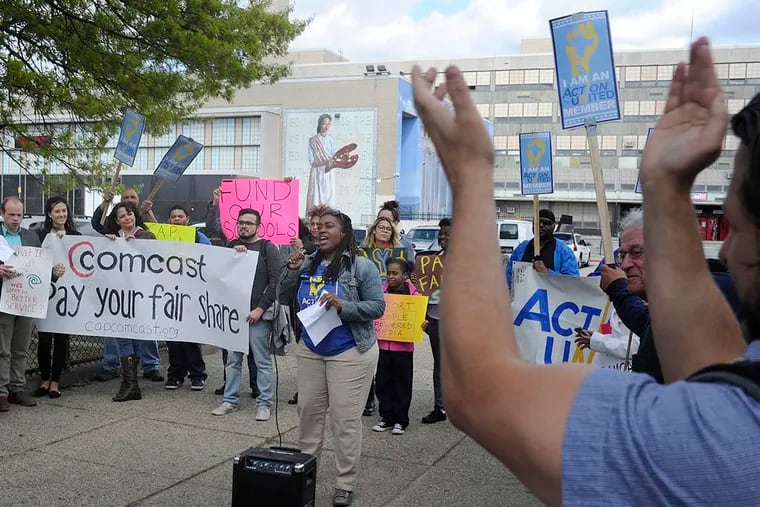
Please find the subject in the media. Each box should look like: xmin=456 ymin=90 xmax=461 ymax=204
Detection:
xmin=37 ymin=235 xmax=258 ymax=353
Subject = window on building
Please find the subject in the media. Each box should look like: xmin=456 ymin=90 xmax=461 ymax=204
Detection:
xmin=601 ymin=136 xmax=617 ymax=150
xmin=131 ymin=149 xmax=148 ymax=171
xmin=655 ymin=100 xmax=666 ymax=115
xmin=716 ymin=64 xmax=729 ymax=80
xmin=240 ymin=146 xmax=260 ymax=174
xmin=639 ymin=100 xmax=656 ymax=115
xmin=476 ymin=104 xmax=490 ymax=119
xmin=556 ymin=136 xmax=571 ymax=150
xmin=494 ymin=71 xmax=509 ymax=85
xmin=507 ymin=136 xmax=520 ymax=152
xmin=476 ymin=71 xmax=491 ymax=86
xmin=625 ymin=66 xmax=641 ymax=81
xmin=624 ymin=101 xmax=639 ymax=116
xmin=241 ymin=117 xmax=261 ymax=145
xmin=657 ymin=65 xmax=673 ymax=81
xmin=508 ymin=103 xmax=522 ymax=117
xmin=523 ymin=103 xmax=538 ymax=117
xmin=524 ymin=69 xmax=540 ymax=84
xmin=640 ymin=66 xmax=657 ymax=81
xmin=538 ymin=102 xmax=553 ymax=117
xmin=493 ymin=136 xmax=508 ymax=150
xmin=539 ymin=69 xmax=554 ymax=83
xmin=729 ymin=63 xmax=747 ymax=79
xmin=182 ymin=121 xmax=205 ymax=144
xmin=494 ymin=103 xmax=508 ymax=117
xmin=571 ymin=136 xmax=587 ymax=150
xmin=639 ymin=135 xmax=649 ymax=148
xmin=509 ymin=70 xmax=524 ymax=84
xmin=153 ymin=124 xmax=177 ymax=147
xmin=210 ymin=146 xmax=235 ymax=171
xmin=211 ymin=118 xmax=235 ymax=145
xmin=747 ymin=63 xmax=760 ymax=79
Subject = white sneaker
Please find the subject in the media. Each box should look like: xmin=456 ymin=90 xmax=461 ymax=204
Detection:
xmin=212 ymin=402 xmax=238 ymax=416
xmin=255 ymin=406 xmax=271 ymax=421
xmin=372 ymin=420 xmax=392 ymax=432
xmin=391 ymin=423 xmax=405 ymax=435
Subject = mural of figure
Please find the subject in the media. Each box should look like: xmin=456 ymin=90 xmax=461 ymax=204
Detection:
xmin=306 ymin=113 xmax=360 ymax=209
xmin=306 ymin=114 xmax=337 ymax=208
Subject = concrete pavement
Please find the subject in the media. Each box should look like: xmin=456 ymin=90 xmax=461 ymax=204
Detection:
xmin=0 ymin=340 xmax=541 ymax=507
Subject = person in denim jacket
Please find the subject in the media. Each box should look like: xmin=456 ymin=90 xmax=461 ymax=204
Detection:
xmin=280 ymin=209 xmax=384 ymax=507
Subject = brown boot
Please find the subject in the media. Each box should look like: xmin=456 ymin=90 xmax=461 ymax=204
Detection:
xmin=113 ymin=355 xmax=142 ymax=402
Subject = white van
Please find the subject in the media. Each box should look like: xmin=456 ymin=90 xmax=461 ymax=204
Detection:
xmin=497 ymin=219 xmax=534 ymax=257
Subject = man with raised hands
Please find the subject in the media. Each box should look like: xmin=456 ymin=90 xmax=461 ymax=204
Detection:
xmin=410 ymin=37 xmax=760 ymax=505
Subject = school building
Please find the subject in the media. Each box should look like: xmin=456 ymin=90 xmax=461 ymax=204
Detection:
xmin=2 ymin=37 xmax=758 ymax=236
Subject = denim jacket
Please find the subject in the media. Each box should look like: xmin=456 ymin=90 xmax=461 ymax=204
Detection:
xmin=279 ymin=251 xmax=385 ymax=353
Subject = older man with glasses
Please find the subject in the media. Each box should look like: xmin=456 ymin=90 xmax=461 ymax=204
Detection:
xmin=506 ymin=208 xmax=579 ymax=289
xmin=599 ymin=208 xmax=740 ymax=382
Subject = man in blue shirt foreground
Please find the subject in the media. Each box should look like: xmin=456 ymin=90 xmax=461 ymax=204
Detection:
xmin=411 ymin=37 xmax=760 ymax=505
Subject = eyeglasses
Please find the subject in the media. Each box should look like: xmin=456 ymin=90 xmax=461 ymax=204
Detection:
xmin=539 ymin=219 xmax=555 ymax=227
xmin=616 ymin=248 xmax=645 ymax=263
xmin=376 ymin=226 xmax=393 ymax=233
xmin=237 ymin=220 xmax=258 ymax=227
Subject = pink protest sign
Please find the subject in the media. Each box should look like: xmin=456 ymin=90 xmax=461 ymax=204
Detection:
xmin=219 ymin=178 xmax=299 ymax=245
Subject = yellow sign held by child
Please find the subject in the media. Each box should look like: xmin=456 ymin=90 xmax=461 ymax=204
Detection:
xmin=375 ymin=293 xmax=429 ymax=343
xmin=146 ymin=223 xmax=196 ymax=242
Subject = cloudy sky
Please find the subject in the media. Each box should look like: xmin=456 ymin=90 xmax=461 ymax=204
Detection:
xmin=289 ymin=0 xmax=757 ymax=62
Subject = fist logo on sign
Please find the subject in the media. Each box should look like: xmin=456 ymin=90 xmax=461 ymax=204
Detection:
xmin=526 ymin=139 xmax=546 ymax=169
xmin=565 ymin=21 xmax=599 ymax=77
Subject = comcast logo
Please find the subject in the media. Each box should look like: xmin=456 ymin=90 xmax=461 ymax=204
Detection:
xmin=26 ymin=274 xmax=42 ymax=288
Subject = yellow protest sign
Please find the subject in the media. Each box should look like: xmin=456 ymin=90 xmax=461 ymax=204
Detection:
xmin=146 ymin=223 xmax=196 ymax=242
xmin=374 ymin=293 xmax=429 ymax=343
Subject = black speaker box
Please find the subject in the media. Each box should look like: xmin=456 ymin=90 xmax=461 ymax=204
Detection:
xmin=232 ymin=446 xmax=317 ymax=507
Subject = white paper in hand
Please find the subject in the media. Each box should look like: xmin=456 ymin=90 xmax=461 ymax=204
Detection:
xmin=0 ymin=236 xmax=14 ymax=263
xmin=296 ymin=296 xmax=343 ymax=347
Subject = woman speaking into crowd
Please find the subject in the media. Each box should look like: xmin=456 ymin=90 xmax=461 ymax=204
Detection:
xmin=279 ymin=208 xmax=384 ymax=507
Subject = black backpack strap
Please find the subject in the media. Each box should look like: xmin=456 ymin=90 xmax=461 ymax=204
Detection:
xmin=688 ymin=361 xmax=760 ymax=403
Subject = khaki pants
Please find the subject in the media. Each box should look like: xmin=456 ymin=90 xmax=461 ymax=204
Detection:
xmin=296 ymin=341 xmax=378 ymax=491
xmin=0 ymin=313 xmax=34 ymax=396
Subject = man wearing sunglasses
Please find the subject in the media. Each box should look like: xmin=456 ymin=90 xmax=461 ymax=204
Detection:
xmin=506 ymin=208 xmax=579 ymax=289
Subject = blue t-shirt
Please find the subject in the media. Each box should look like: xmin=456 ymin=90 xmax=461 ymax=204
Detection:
xmin=562 ymin=340 xmax=760 ymax=505
xmin=297 ymin=263 xmax=356 ymax=356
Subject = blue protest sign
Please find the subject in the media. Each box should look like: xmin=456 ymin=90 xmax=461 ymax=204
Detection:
xmin=154 ymin=135 xmax=203 ymax=182
xmin=519 ymin=132 xmax=554 ymax=195
xmin=550 ymin=11 xmax=620 ymax=130
xmin=634 ymin=128 xmax=654 ymax=194
xmin=114 ymin=109 xmax=145 ymax=166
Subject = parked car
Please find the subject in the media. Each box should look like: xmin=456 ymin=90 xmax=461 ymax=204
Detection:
xmin=353 ymin=225 xmax=367 ymax=246
xmin=21 ymin=215 xmax=100 ymax=237
xmin=554 ymin=232 xmax=592 ymax=267
xmin=403 ymin=226 xmax=440 ymax=252
xmin=497 ymin=219 xmax=534 ymax=257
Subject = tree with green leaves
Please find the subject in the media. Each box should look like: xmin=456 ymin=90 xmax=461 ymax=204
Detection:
xmin=0 ymin=0 xmax=306 ymax=191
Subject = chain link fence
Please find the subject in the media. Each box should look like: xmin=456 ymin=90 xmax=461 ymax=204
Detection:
xmin=25 ymin=327 xmax=165 ymax=376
